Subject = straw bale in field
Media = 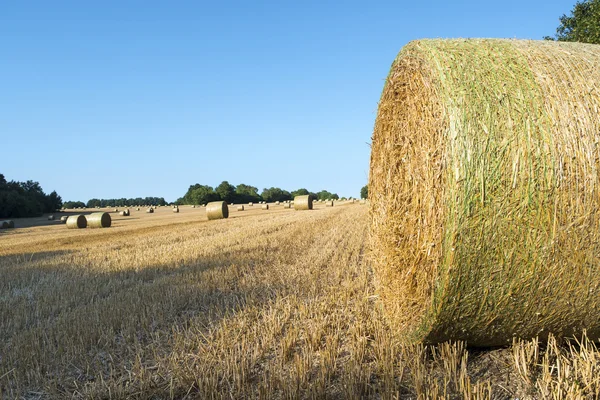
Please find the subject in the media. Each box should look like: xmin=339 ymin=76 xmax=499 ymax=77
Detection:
xmin=369 ymin=39 xmax=600 ymax=346
xmin=206 ymin=201 xmax=229 ymax=220
xmin=66 ymin=215 xmax=87 ymax=229
xmin=86 ymin=212 xmax=111 ymax=228
xmin=294 ymin=195 xmax=312 ymax=210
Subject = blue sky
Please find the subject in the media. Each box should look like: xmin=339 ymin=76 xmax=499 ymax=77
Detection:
xmin=1 ymin=1 xmax=574 ymax=201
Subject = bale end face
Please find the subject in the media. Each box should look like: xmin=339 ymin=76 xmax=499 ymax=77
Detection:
xmin=206 ymin=201 xmax=229 ymax=220
xmin=66 ymin=215 xmax=87 ymax=229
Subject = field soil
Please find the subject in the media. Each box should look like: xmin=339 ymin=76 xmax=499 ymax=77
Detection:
xmin=1 ymin=203 xmax=598 ymax=399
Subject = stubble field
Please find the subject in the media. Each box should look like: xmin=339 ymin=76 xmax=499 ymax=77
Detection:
xmin=1 ymin=203 xmax=599 ymax=399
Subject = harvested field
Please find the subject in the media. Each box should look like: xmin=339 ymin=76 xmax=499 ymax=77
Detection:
xmin=1 ymin=202 xmax=598 ymax=398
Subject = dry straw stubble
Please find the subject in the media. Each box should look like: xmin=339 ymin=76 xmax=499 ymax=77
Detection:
xmin=369 ymin=39 xmax=600 ymax=346
xmin=206 ymin=201 xmax=229 ymax=220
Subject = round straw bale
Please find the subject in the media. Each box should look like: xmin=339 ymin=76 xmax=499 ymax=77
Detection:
xmin=206 ymin=201 xmax=228 ymax=220
xmin=146 ymin=208 xmax=154 ymax=213
xmin=369 ymin=39 xmax=600 ymax=347
xmin=86 ymin=212 xmax=111 ymax=228
xmin=66 ymin=215 xmax=87 ymax=229
xmin=275 ymin=201 xmax=280 ymax=205
xmin=0 ymin=221 xmax=8 ymax=229
xmin=262 ymin=204 xmax=269 ymax=210
xmin=191 ymin=205 xmax=196 ymax=208
xmin=48 ymin=215 xmax=55 ymax=221
xmin=6 ymin=220 xmax=14 ymax=228
xmin=249 ymin=202 xmax=253 ymax=206
xmin=237 ymin=205 xmax=245 ymax=211
xmin=136 ymin=207 xmax=140 ymax=211
xmin=113 ymin=209 xmax=118 ymax=212
xmin=173 ymin=207 xmax=179 ymax=213
xmin=293 ymin=195 xmax=312 ymax=210
xmin=324 ymin=201 xmax=333 ymax=207
xmin=60 ymin=216 xmax=68 ymax=223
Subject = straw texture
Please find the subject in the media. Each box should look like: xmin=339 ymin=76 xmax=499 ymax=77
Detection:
xmin=86 ymin=212 xmax=111 ymax=228
xmin=369 ymin=39 xmax=600 ymax=347
xmin=206 ymin=201 xmax=229 ymax=220
xmin=294 ymin=195 xmax=313 ymax=210
xmin=66 ymin=215 xmax=87 ymax=229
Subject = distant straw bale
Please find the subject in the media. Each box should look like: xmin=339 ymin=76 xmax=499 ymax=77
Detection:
xmin=206 ymin=201 xmax=229 ymax=220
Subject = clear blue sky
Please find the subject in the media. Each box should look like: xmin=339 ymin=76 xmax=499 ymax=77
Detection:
xmin=1 ymin=1 xmax=574 ymax=202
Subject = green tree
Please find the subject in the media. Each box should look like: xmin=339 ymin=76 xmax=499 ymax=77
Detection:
xmin=360 ymin=185 xmax=368 ymax=199
xmin=545 ymin=0 xmax=600 ymax=43
xmin=216 ymin=181 xmax=236 ymax=203
xmin=234 ymin=184 xmax=262 ymax=203
xmin=291 ymin=188 xmax=309 ymax=197
xmin=261 ymin=187 xmax=292 ymax=202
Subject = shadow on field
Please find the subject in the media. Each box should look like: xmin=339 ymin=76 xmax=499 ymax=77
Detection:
xmin=0 ymin=244 xmax=282 ymax=392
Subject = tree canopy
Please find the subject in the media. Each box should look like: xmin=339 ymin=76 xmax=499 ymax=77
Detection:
xmin=360 ymin=185 xmax=368 ymax=199
xmin=0 ymin=173 xmax=63 ymax=218
xmin=176 ymin=181 xmax=340 ymax=205
xmin=545 ymin=0 xmax=600 ymax=43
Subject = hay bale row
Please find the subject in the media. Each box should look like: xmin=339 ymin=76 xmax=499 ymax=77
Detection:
xmin=369 ymin=39 xmax=600 ymax=347
xmin=66 ymin=215 xmax=87 ymax=229
xmin=86 ymin=212 xmax=111 ymax=228
xmin=207 ymin=201 xmax=228 ymax=220
xmin=293 ymin=195 xmax=311 ymax=210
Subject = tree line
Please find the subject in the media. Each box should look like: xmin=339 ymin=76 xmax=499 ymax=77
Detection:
xmin=0 ymin=173 xmax=62 ymax=218
xmin=175 ymin=181 xmax=344 ymax=205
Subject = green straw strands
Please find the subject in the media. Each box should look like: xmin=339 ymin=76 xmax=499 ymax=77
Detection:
xmin=369 ymin=39 xmax=600 ymax=347
xmin=206 ymin=201 xmax=229 ymax=220
xmin=86 ymin=212 xmax=111 ymax=228
xmin=294 ymin=195 xmax=312 ymax=210
xmin=66 ymin=215 xmax=87 ymax=229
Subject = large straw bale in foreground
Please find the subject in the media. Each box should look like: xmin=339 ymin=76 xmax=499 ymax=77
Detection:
xmin=369 ymin=39 xmax=600 ymax=347
xmin=206 ymin=201 xmax=229 ymax=220
xmin=66 ymin=215 xmax=87 ymax=229
xmin=293 ymin=195 xmax=312 ymax=210
xmin=86 ymin=212 xmax=111 ymax=228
